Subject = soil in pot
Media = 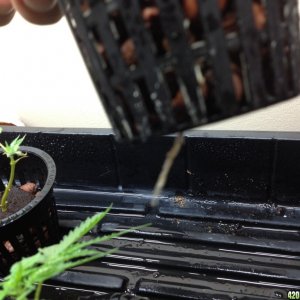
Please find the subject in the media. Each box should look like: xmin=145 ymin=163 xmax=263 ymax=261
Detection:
xmin=0 ymin=183 xmax=37 ymax=219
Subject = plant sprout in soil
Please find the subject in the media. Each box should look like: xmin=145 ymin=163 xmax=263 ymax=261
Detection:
xmin=0 ymin=135 xmax=27 ymax=213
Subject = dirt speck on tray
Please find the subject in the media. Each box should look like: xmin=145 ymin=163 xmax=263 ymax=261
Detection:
xmin=175 ymin=194 xmax=186 ymax=208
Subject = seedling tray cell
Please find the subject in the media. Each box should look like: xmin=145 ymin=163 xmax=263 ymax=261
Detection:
xmin=0 ymin=127 xmax=299 ymax=299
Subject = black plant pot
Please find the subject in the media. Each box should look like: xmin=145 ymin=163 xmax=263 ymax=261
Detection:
xmin=60 ymin=0 xmax=300 ymax=142
xmin=0 ymin=146 xmax=59 ymax=275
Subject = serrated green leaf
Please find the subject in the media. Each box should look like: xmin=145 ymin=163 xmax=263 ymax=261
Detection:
xmin=0 ymin=205 xmax=150 ymax=300
xmin=58 ymin=205 xmax=112 ymax=252
xmin=0 ymin=291 xmax=6 ymax=300
xmin=62 ymin=247 xmax=119 ymax=270
xmin=0 ymin=135 xmax=26 ymax=158
xmin=10 ymin=135 xmax=25 ymax=149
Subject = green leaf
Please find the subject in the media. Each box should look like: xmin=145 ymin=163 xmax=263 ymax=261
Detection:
xmin=0 ymin=135 xmax=26 ymax=158
xmin=58 ymin=205 xmax=112 ymax=252
xmin=0 ymin=205 xmax=150 ymax=300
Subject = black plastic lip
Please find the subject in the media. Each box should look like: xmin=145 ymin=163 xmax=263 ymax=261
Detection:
xmin=1 ymin=126 xmax=300 ymax=140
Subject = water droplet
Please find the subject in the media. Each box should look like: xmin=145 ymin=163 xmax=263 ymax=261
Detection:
xmin=133 ymin=91 xmax=140 ymax=98
xmin=209 ymin=48 xmax=216 ymax=56
xmin=271 ymin=41 xmax=277 ymax=48
xmin=150 ymin=92 xmax=157 ymax=100
xmin=274 ymin=291 xmax=283 ymax=298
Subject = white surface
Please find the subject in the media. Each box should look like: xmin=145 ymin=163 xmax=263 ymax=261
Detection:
xmin=0 ymin=13 xmax=110 ymax=128
xmin=0 ymin=13 xmax=299 ymax=131
xmin=201 ymin=96 xmax=300 ymax=131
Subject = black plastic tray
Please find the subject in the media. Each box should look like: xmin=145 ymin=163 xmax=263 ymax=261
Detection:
xmin=1 ymin=127 xmax=299 ymax=299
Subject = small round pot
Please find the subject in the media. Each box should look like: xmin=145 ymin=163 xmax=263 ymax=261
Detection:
xmin=0 ymin=146 xmax=59 ymax=275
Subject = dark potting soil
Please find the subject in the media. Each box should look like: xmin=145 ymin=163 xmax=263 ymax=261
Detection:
xmin=0 ymin=186 xmax=35 ymax=219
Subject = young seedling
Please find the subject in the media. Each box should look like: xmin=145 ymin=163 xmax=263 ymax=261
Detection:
xmin=0 ymin=135 xmax=27 ymax=213
xmin=0 ymin=205 xmax=150 ymax=300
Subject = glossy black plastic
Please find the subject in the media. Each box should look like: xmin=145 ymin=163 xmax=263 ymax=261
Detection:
xmin=0 ymin=127 xmax=299 ymax=299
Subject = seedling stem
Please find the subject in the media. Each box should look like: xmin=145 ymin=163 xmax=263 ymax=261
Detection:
xmin=0 ymin=135 xmax=27 ymax=213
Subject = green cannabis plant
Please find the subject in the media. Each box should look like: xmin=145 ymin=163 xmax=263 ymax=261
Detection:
xmin=0 ymin=205 xmax=149 ymax=300
xmin=0 ymin=135 xmax=27 ymax=212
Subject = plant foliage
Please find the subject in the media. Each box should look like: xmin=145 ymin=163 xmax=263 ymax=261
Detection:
xmin=0 ymin=135 xmax=27 ymax=212
xmin=0 ymin=205 xmax=149 ymax=300
xmin=0 ymin=135 xmax=27 ymax=159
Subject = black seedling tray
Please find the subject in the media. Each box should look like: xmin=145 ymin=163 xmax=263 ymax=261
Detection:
xmin=1 ymin=127 xmax=299 ymax=299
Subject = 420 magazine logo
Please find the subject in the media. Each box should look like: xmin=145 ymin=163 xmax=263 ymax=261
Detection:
xmin=288 ymin=291 xmax=300 ymax=299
